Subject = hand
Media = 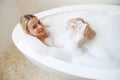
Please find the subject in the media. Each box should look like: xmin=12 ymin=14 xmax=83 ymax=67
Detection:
xmin=68 ymin=18 xmax=85 ymax=31
xmin=79 ymin=25 xmax=96 ymax=45
xmin=68 ymin=18 xmax=96 ymax=45
xmin=84 ymin=25 xmax=96 ymax=40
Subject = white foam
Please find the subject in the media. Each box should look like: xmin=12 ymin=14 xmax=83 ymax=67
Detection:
xmin=40 ymin=9 xmax=120 ymax=69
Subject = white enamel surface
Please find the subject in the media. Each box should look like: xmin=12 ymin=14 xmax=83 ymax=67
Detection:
xmin=12 ymin=4 xmax=120 ymax=80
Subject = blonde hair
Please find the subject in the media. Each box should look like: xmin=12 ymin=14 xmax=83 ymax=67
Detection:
xmin=20 ymin=14 xmax=37 ymax=33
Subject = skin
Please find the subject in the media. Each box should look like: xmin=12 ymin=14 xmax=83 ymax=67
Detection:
xmin=27 ymin=17 xmax=48 ymax=42
xmin=68 ymin=18 xmax=96 ymax=45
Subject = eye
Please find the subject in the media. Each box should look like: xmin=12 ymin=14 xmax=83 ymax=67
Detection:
xmin=33 ymin=24 xmax=37 ymax=29
xmin=38 ymin=21 xmax=41 ymax=24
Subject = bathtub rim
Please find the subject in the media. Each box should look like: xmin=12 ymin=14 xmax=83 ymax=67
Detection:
xmin=35 ymin=4 xmax=120 ymax=18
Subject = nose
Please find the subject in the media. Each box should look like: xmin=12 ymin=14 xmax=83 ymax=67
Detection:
xmin=38 ymin=24 xmax=42 ymax=29
xmin=37 ymin=24 xmax=43 ymax=31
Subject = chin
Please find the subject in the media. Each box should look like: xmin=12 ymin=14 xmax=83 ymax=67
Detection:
xmin=39 ymin=32 xmax=46 ymax=36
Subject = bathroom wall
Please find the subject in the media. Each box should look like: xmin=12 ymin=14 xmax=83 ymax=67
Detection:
xmin=0 ymin=0 xmax=22 ymax=53
xmin=17 ymin=0 xmax=120 ymax=14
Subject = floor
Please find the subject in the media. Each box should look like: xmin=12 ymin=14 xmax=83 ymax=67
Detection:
xmin=0 ymin=43 xmax=92 ymax=80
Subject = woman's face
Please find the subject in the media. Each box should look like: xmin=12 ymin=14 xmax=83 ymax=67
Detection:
xmin=27 ymin=17 xmax=46 ymax=37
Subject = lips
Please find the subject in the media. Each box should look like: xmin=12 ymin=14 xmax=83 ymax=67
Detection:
xmin=39 ymin=28 xmax=44 ymax=32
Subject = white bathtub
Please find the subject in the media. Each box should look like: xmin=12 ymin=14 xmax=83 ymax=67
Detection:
xmin=12 ymin=4 xmax=120 ymax=80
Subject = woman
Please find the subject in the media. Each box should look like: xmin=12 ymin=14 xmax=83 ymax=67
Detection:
xmin=20 ymin=14 xmax=54 ymax=46
xmin=20 ymin=14 xmax=96 ymax=47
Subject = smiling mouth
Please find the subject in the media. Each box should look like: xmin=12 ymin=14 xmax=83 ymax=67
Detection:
xmin=39 ymin=28 xmax=44 ymax=32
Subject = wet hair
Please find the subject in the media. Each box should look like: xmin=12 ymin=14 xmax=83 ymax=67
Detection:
xmin=20 ymin=14 xmax=37 ymax=33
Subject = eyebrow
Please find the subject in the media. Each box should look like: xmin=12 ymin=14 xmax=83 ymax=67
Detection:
xmin=33 ymin=24 xmax=37 ymax=28
xmin=32 ymin=20 xmax=39 ymax=28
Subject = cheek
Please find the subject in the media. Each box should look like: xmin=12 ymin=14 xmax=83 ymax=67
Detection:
xmin=29 ymin=29 xmax=38 ymax=36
